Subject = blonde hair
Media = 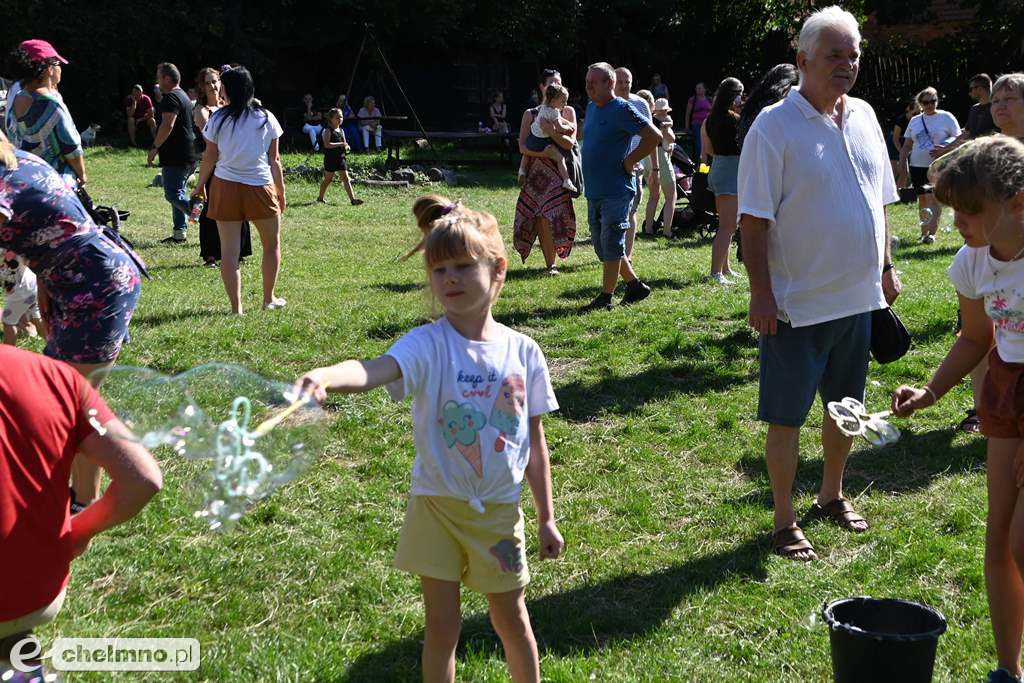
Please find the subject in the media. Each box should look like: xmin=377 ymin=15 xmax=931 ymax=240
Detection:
xmin=932 ymin=135 xmax=1024 ymax=214
xmin=994 ymin=73 xmax=1024 ymax=99
xmin=407 ymin=194 xmax=505 ymax=262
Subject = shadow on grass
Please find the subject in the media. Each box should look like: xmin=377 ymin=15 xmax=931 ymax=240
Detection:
xmin=131 ymin=308 xmax=231 ymax=328
xmin=374 ymin=282 xmax=423 ymax=294
xmin=556 ymin=358 xmax=754 ymax=422
xmin=907 ymin=316 xmax=956 ymax=347
xmin=505 ymin=261 xmax=597 ymax=281
xmin=733 ymin=426 xmax=986 ymax=507
xmin=898 ymin=245 xmax=959 ymax=262
xmin=343 ymin=535 xmax=770 ymax=680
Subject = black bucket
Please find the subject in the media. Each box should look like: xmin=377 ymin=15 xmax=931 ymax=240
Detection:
xmin=822 ymin=597 xmax=947 ymax=683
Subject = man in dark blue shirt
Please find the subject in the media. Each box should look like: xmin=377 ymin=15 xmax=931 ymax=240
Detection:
xmin=581 ymin=62 xmax=662 ymax=311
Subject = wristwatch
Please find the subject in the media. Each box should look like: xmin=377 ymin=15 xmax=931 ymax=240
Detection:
xmin=882 ymin=263 xmax=895 ymax=273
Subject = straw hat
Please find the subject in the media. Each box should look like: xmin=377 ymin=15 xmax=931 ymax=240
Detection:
xmin=653 ymin=97 xmax=672 ymax=114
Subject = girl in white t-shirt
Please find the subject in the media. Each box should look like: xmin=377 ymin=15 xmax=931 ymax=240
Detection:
xmin=297 ymin=194 xmax=563 ymax=681
xmin=192 ymin=66 xmax=286 ymax=315
xmin=898 ymin=86 xmax=961 ymax=243
xmin=892 ymin=136 xmax=1024 ymax=681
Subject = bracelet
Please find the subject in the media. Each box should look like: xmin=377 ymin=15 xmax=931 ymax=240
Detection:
xmin=922 ymin=385 xmax=938 ymax=404
xmin=883 ymin=262 xmax=894 ymax=273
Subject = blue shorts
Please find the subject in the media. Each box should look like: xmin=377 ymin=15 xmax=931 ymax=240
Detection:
xmin=709 ymin=154 xmax=739 ymax=196
xmin=630 ymin=169 xmax=645 ymax=213
xmin=525 ymin=133 xmax=552 ymax=153
xmin=758 ymin=312 xmax=872 ymax=427
xmin=586 ymin=196 xmax=632 ymax=262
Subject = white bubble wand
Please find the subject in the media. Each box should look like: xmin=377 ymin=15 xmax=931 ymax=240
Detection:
xmin=826 ymin=397 xmax=901 ymax=447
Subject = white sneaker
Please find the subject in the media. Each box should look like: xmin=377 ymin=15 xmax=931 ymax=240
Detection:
xmin=710 ymin=273 xmax=731 ymax=285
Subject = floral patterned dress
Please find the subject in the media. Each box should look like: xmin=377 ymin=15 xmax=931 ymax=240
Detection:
xmin=0 ymin=150 xmax=142 ymax=363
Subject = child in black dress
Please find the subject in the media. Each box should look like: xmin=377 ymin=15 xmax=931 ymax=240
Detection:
xmin=317 ymin=109 xmax=363 ymax=206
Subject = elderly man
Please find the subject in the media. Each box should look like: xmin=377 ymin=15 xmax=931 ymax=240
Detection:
xmin=738 ymin=6 xmax=901 ymax=561
xmin=147 ymin=62 xmax=196 ymax=244
xmin=0 ymin=345 xmax=161 ymax=674
xmin=581 ymin=62 xmax=661 ymax=311
xmin=613 ymin=67 xmax=658 ymax=265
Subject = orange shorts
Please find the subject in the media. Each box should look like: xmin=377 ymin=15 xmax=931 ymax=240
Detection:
xmin=979 ymin=347 xmax=1024 ymax=438
xmin=207 ymin=176 xmax=280 ymax=221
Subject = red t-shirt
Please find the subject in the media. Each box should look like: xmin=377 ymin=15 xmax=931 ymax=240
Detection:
xmin=132 ymin=94 xmax=154 ymax=121
xmin=0 ymin=346 xmax=114 ymax=620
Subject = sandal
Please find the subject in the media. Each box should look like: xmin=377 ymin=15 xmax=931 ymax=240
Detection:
xmin=771 ymin=524 xmax=817 ymax=561
xmin=811 ymin=498 xmax=868 ymax=533
xmin=958 ymin=409 xmax=981 ymax=434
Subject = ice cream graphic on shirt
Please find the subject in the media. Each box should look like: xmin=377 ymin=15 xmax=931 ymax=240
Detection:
xmin=489 ymin=374 xmax=525 ymax=452
xmin=489 ymin=538 xmax=524 ymax=573
xmin=442 ymin=400 xmax=485 ymax=476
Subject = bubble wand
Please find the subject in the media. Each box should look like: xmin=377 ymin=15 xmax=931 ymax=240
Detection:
xmin=826 ymin=397 xmax=901 ymax=447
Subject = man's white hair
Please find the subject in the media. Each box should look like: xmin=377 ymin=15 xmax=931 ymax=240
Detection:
xmin=797 ymin=5 xmax=861 ymax=59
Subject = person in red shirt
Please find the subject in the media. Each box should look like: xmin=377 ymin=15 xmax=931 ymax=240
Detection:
xmin=125 ymin=84 xmax=157 ymax=146
xmin=0 ymin=345 xmax=162 ymax=660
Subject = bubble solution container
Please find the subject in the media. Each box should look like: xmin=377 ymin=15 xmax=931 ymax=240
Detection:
xmin=822 ymin=597 xmax=947 ymax=683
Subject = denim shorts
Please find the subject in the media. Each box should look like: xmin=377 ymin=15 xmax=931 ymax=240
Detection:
xmin=630 ymin=168 xmax=645 ymax=213
xmin=709 ymin=155 xmax=739 ymax=196
xmin=758 ymin=312 xmax=872 ymax=427
xmin=587 ymin=196 xmax=632 ymax=262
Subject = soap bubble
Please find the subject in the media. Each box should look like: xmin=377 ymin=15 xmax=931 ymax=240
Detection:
xmin=890 ymin=235 xmax=900 ymax=248
xmin=91 ymin=364 xmax=329 ymax=530
xmin=919 ymin=208 xmax=933 ymax=226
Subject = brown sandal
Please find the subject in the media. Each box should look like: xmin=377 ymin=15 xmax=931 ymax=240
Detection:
xmin=771 ymin=524 xmax=817 ymax=561
xmin=811 ymin=498 xmax=868 ymax=533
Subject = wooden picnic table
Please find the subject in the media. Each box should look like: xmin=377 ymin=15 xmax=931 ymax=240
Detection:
xmin=384 ymin=129 xmax=517 ymax=165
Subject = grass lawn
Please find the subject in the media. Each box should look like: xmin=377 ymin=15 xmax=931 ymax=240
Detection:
xmin=34 ymin=146 xmax=991 ymax=681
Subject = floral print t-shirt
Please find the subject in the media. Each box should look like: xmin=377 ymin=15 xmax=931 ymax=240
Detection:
xmin=949 ymin=243 xmax=1024 ymax=363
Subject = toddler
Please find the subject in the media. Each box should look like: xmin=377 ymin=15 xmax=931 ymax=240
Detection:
xmin=518 ymin=83 xmax=577 ymax=192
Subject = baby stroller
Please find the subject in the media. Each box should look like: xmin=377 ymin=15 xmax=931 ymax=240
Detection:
xmin=76 ymin=186 xmax=130 ymax=234
xmin=654 ymin=145 xmax=718 ymax=239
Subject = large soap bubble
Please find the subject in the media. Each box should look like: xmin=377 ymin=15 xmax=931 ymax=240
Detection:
xmin=91 ymin=364 xmax=329 ymax=530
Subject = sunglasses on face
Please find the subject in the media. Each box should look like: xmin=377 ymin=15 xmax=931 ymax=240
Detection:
xmin=921 ymin=99 xmax=937 ymax=105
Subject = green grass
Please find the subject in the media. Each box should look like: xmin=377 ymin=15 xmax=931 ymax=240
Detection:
xmin=34 ymin=147 xmax=993 ymax=680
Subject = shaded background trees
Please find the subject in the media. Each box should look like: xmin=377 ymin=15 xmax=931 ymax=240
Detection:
xmin=2 ymin=0 xmax=1020 ymax=134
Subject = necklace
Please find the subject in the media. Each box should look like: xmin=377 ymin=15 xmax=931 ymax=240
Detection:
xmin=990 ymin=241 xmax=1024 ymax=291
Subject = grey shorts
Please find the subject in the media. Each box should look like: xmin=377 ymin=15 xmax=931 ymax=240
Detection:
xmin=758 ymin=312 xmax=872 ymax=427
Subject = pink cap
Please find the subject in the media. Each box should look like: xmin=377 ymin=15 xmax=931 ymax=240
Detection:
xmin=19 ymin=39 xmax=68 ymax=64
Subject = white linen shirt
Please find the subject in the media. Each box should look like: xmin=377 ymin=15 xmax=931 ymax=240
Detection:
xmin=738 ymin=87 xmax=899 ymax=328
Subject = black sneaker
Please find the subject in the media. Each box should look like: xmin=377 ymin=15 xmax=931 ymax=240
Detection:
xmin=620 ymin=279 xmax=651 ymax=305
xmin=580 ymin=292 xmax=613 ymax=312
xmin=160 ymin=235 xmax=186 ymax=244
xmin=988 ymin=669 xmax=1022 ymax=683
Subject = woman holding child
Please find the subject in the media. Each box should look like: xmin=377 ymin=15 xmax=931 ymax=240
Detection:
xmin=513 ymin=68 xmax=578 ymax=276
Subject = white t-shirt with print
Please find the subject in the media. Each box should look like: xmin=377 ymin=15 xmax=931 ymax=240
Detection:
xmin=904 ymin=111 xmax=960 ymax=168
xmin=949 ymin=244 xmax=1024 ymax=363
xmin=385 ymin=318 xmax=559 ymax=512
xmin=626 ymin=94 xmax=652 ymax=158
xmin=203 ymin=109 xmax=284 ymax=186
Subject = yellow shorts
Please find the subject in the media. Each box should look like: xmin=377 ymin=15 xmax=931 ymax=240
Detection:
xmin=394 ymin=495 xmax=530 ymax=594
